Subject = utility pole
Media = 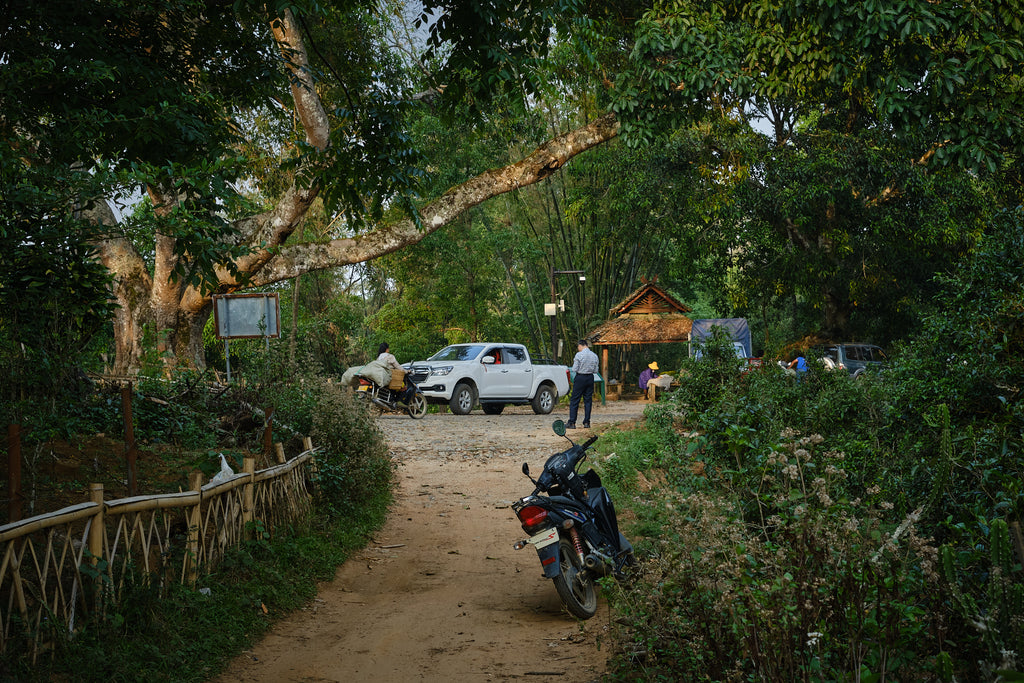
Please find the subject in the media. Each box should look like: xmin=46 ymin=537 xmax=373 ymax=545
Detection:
xmin=548 ymin=269 xmax=585 ymax=363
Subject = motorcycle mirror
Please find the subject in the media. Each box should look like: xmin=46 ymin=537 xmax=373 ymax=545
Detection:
xmin=521 ymin=462 xmax=530 ymax=476
xmin=552 ymin=419 xmax=566 ymax=436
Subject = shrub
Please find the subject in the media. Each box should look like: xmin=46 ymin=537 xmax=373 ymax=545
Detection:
xmin=605 ymin=431 xmax=947 ymax=682
xmin=309 ymin=381 xmax=393 ymax=518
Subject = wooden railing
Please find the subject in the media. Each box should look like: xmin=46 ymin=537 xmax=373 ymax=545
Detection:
xmin=0 ymin=442 xmax=318 ymax=661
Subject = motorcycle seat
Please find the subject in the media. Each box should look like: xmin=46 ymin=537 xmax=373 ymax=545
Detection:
xmin=546 ymin=494 xmax=591 ymax=514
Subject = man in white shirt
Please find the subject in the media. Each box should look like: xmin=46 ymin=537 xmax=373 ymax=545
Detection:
xmin=567 ymin=339 xmax=599 ymax=429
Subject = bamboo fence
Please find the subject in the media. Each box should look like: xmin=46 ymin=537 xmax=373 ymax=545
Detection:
xmin=0 ymin=439 xmax=319 ymax=661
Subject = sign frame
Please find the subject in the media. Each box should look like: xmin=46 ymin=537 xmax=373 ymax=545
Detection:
xmin=212 ymin=293 xmax=281 ymax=340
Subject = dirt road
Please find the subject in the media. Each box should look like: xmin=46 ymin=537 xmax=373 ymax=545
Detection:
xmin=213 ymin=401 xmax=648 ymax=683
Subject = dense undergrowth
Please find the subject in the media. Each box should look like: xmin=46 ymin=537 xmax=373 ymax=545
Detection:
xmin=594 ymin=213 xmax=1024 ymax=681
xmin=0 ymin=347 xmax=394 ymax=681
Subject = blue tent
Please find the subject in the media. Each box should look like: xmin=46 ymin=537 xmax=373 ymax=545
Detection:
xmin=689 ymin=318 xmax=752 ymax=358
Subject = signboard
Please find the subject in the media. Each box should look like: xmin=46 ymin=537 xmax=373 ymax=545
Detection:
xmin=212 ymin=293 xmax=281 ymax=339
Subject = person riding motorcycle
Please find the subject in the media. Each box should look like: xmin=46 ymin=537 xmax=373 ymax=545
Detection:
xmin=377 ymin=342 xmax=415 ymax=404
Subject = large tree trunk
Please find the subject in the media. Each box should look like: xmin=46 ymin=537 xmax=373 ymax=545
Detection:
xmin=90 ymin=10 xmax=621 ymax=374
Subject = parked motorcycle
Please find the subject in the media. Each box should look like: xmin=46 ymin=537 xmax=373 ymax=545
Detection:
xmin=356 ymin=375 xmax=428 ymax=419
xmin=511 ymin=420 xmax=635 ymax=619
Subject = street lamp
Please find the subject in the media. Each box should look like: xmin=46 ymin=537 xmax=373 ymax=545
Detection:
xmin=548 ymin=269 xmax=584 ymax=361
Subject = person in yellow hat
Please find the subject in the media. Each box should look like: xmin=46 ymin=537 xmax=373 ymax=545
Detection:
xmin=639 ymin=361 xmax=659 ymax=401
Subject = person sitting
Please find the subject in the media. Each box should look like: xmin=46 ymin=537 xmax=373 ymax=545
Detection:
xmin=639 ymin=361 xmax=659 ymax=401
xmin=378 ymin=342 xmax=415 ymax=403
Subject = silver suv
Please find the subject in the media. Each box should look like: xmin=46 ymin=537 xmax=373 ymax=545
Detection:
xmin=817 ymin=343 xmax=888 ymax=378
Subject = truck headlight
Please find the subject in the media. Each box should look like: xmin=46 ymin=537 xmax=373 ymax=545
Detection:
xmin=431 ymin=366 xmax=453 ymax=376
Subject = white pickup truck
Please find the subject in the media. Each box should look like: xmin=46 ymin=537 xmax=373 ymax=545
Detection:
xmin=405 ymin=343 xmax=570 ymax=415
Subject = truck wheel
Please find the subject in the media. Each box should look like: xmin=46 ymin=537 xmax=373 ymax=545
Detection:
xmin=531 ymin=384 xmax=556 ymax=415
xmin=482 ymin=403 xmax=505 ymax=415
xmin=449 ymin=383 xmax=476 ymax=415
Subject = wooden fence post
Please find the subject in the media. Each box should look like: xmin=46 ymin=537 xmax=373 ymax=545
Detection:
xmin=262 ymin=408 xmax=274 ymax=459
xmin=88 ymin=483 xmax=104 ymax=565
xmin=88 ymin=483 xmax=105 ymax=612
xmin=302 ymin=437 xmax=320 ymax=485
xmin=185 ymin=472 xmax=203 ymax=586
xmin=121 ymin=383 xmax=138 ymax=496
xmin=274 ymin=443 xmax=286 ymax=464
xmin=242 ymin=457 xmax=255 ymax=540
xmin=7 ymin=424 xmax=22 ymax=523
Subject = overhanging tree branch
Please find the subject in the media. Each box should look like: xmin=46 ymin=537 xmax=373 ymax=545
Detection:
xmin=246 ymin=112 xmax=621 ymax=287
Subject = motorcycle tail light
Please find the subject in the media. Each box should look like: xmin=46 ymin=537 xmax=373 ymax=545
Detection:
xmin=358 ymin=378 xmax=372 ymax=386
xmin=516 ymin=505 xmax=548 ymax=533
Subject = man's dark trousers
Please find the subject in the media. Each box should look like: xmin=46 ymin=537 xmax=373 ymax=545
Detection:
xmin=568 ymin=373 xmax=594 ymax=426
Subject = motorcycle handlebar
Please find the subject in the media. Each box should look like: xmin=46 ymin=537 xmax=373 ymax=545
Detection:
xmin=566 ymin=435 xmax=599 ymax=470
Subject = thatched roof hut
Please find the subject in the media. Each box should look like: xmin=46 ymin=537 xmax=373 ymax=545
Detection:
xmin=585 ymin=281 xmax=693 ymax=386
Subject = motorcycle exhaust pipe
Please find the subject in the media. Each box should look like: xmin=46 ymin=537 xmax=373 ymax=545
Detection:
xmin=584 ymin=554 xmax=613 ymax=577
xmin=371 ymin=397 xmax=391 ymax=410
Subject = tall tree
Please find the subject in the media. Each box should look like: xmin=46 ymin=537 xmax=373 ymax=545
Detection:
xmin=614 ymin=0 xmax=1023 ymax=340
xmin=6 ymin=0 xmax=1023 ymax=377
xmin=2 ymin=0 xmax=621 ymax=374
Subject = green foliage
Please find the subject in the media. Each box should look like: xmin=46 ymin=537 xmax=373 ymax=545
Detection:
xmin=878 ymin=209 xmax=1024 ymax=528
xmin=309 ymin=382 xmax=393 ymax=518
xmin=0 ymin=182 xmax=117 ymax=423
xmin=597 ymin=211 xmax=1024 ymax=680
xmin=418 ymin=0 xmax=589 ymax=115
xmin=620 ymin=0 xmax=1024 ymax=173
xmin=606 ymin=432 xmax=947 ymax=681
xmin=940 ymin=517 xmax=1024 ymax=680
xmin=724 ymin=130 xmax=991 ymax=342
xmin=0 ymin=334 xmax=391 ymax=679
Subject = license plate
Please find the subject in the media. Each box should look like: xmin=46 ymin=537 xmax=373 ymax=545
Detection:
xmin=528 ymin=527 xmax=559 ymax=550
xmin=357 ymin=385 xmax=370 ymax=392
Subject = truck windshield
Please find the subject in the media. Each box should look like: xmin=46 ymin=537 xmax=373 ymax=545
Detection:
xmin=428 ymin=345 xmax=486 ymax=361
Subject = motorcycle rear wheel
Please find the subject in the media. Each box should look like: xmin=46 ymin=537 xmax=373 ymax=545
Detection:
xmin=407 ymin=392 xmax=428 ymax=419
xmin=552 ymin=538 xmax=597 ymax=619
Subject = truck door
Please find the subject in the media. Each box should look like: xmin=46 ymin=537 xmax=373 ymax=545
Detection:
xmin=479 ymin=346 xmax=508 ymax=397
xmin=500 ymin=346 xmax=533 ymax=397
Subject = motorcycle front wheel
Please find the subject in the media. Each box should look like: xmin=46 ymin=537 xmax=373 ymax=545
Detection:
xmin=552 ymin=538 xmax=598 ymax=619
xmin=407 ymin=392 xmax=428 ymax=419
